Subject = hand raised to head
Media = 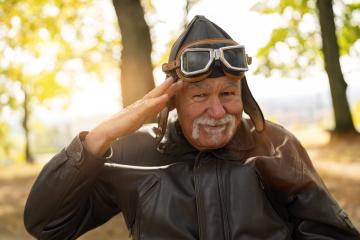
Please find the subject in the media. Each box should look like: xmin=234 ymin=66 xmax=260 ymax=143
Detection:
xmin=84 ymin=77 xmax=184 ymax=157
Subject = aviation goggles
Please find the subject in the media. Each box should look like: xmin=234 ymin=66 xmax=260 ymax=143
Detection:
xmin=162 ymin=39 xmax=252 ymax=82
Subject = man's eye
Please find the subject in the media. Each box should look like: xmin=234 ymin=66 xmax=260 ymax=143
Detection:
xmin=221 ymin=91 xmax=235 ymax=97
xmin=192 ymin=93 xmax=208 ymax=100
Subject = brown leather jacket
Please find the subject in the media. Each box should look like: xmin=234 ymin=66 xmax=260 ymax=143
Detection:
xmin=24 ymin=119 xmax=360 ymax=239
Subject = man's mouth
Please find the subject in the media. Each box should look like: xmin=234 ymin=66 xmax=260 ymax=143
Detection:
xmin=202 ymin=124 xmax=226 ymax=134
xmin=191 ymin=114 xmax=236 ymax=140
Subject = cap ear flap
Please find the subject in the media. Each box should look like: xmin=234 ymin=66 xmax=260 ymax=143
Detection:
xmin=241 ymin=77 xmax=265 ymax=132
xmin=155 ymin=106 xmax=170 ymax=144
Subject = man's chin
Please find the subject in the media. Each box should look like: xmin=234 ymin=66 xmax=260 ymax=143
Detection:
xmin=196 ymin=136 xmax=230 ymax=150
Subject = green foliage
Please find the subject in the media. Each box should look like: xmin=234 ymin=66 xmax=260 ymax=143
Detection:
xmin=252 ymin=0 xmax=360 ymax=79
xmin=0 ymin=0 xmax=121 ymax=162
xmin=154 ymin=34 xmax=178 ymax=68
xmin=339 ymin=3 xmax=360 ymax=55
xmin=142 ymin=0 xmax=156 ymax=13
xmin=0 ymin=122 xmax=22 ymax=164
xmin=353 ymin=100 xmax=360 ymax=130
xmin=0 ymin=123 xmax=11 ymax=160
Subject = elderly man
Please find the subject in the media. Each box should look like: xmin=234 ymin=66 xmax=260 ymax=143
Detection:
xmin=24 ymin=15 xmax=359 ymax=239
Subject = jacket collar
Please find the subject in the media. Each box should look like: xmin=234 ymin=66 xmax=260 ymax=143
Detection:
xmin=157 ymin=117 xmax=255 ymax=161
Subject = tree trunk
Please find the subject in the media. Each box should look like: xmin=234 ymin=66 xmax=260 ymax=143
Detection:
xmin=316 ymin=0 xmax=356 ymax=133
xmin=112 ymin=0 xmax=154 ymax=107
xmin=22 ymin=87 xmax=34 ymax=163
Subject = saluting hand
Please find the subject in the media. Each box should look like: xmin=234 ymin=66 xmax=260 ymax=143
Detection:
xmin=84 ymin=77 xmax=183 ymax=157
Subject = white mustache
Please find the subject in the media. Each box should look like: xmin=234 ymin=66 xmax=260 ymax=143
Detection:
xmin=192 ymin=114 xmax=236 ymax=140
xmin=193 ymin=114 xmax=234 ymax=127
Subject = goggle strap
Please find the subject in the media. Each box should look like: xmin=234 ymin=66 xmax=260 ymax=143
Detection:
xmin=162 ymin=60 xmax=180 ymax=73
xmin=176 ymin=38 xmax=238 ymax=56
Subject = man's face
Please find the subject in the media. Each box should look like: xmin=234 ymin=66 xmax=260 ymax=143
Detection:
xmin=175 ymin=76 xmax=243 ymax=150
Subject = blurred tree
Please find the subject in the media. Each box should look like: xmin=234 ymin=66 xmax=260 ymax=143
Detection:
xmin=0 ymin=123 xmax=12 ymax=163
xmin=252 ymin=0 xmax=360 ymax=134
xmin=112 ymin=0 xmax=200 ymax=106
xmin=112 ymin=0 xmax=154 ymax=107
xmin=0 ymin=0 xmax=120 ymax=163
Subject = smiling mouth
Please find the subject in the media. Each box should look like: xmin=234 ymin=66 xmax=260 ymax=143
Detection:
xmin=202 ymin=124 xmax=226 ymax=134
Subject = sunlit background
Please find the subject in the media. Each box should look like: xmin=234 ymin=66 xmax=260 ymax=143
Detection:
xmin=1 ymin=0 xmax=360 ymax=162
xmin=0 ymin=0 xmax=359 ymax=239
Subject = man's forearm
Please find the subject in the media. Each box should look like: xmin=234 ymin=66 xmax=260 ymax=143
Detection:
xmin=84 ymin=123 xmax=114 ymax=158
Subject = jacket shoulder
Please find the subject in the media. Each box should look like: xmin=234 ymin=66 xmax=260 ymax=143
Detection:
xmin=261 ymin=120 xmax=300 ymax=145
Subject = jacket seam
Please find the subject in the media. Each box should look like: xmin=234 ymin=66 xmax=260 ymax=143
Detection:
xmin=216 ymin=160 xmax=230 ymax=240
xmin=194 ymin=152 xmax=204 ymax=239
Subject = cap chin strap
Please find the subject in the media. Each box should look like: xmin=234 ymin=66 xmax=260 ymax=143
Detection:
xmin=242 ymin=76 xmax=265 ymax=132
xmin=155 ymin=106 xmax=170 ymax=144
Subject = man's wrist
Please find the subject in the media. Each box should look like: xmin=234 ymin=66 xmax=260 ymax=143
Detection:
xmin=83 ymin=127 xmax=113 ymax=158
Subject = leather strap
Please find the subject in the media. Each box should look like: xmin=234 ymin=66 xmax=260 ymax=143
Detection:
xmin=176 ymin=38 xmax=238 ymax=56
xmin=162 ymin=60 xmax=179 ymax=73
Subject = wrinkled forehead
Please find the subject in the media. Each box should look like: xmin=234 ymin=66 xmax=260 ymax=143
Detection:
xmin=186 ymin=77 xmax=242 ymax=90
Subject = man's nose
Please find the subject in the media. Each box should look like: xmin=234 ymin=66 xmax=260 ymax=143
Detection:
xmin=207 ymin=96 xmax=226 ymax=119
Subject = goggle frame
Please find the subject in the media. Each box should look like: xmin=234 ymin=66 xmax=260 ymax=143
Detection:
xmin=180 ymin=45 xmax=249 ymax=77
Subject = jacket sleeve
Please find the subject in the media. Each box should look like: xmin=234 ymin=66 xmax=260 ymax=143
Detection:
xmin=255 ymin=127 xmax=360 ymax=239
xmin=24 ymin=132 xmax=121 ymax=240
xmin=286 ymin=136 xmax=360 ymax=239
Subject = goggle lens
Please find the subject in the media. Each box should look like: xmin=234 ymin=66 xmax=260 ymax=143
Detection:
xmin=182 ymin=50 xmax=210 ymax=72
xmin=223 ymin=47 xmax=246 ymax=69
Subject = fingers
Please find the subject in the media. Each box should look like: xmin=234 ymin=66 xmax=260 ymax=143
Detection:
xmin=164 ymin=80 xmax=184 ymax=98
xmin=140 ymin=94 xmax=169 ymax=119
xmin=108 ymin=77 xmax=184 ymax=138
xmin=144 ymin=77 xmax=174 ymax=99
xmin=110 ymin=94 xmax=169 ymax=137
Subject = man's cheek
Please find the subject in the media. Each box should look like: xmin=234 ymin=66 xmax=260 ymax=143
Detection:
xmin=224 ymin=102 xmax=242 ymax=113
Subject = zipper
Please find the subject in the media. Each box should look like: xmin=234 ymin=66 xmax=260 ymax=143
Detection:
xmin=338 ymin=209 xmax=356 ymax=230
xmin=193 ymin=152 xmax=203 ymax=240
xmin=255 ymin=170 xmax=265 ymax=190
xmin=216 ymin=160 xmax=230 ymax=240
